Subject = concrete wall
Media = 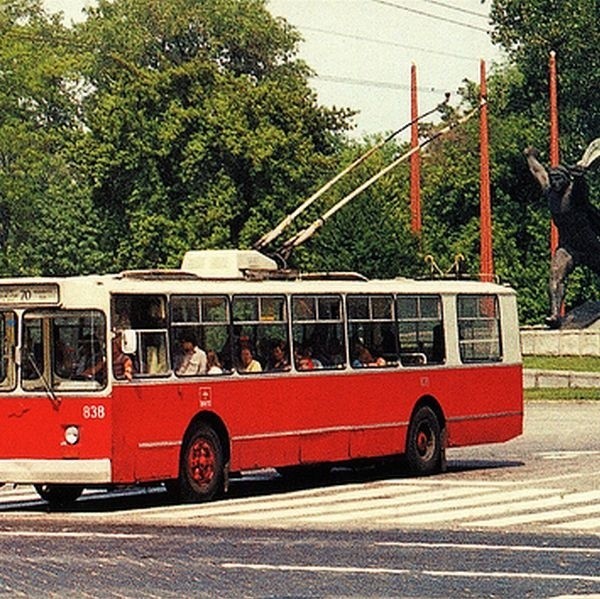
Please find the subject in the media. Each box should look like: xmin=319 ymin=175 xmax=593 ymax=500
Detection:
xmin=520 ymin=328 xmax=600 ymax=356
xmin=521 ymin=328 xmax=600 ymax=388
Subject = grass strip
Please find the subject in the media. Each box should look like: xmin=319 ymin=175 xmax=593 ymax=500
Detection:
xmin=523 ymin=355 xmax=600 ymax=372
xmin=525 ymin=387 xmax=600 ymax=401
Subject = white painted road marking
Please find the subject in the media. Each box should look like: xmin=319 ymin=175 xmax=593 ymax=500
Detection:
xmin=3 ymin=477 xmax=600 ymax=533
xmin=221 ymin=561 xmax=600 ymax=583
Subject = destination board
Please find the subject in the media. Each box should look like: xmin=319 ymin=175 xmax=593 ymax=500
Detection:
xmin=0 ymin=284 xmax=60 ymax=306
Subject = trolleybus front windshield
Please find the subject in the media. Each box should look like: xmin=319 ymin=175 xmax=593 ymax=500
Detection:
xmin=21 ymin=310 xmax=107 ymax=391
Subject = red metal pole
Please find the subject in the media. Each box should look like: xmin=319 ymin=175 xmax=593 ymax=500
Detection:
xmin=549 ymin=50 xmax=560 ymax=255
xmin=410 ymin=63 xmax=421 ymax=234
xmin=479 ymin=60 xmax=494 ymax=282
xmin=549 ymin=50 xmax=565 ymax=316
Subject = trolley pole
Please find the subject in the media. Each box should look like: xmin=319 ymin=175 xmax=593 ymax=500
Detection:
xmin=479 ymin=60 xmax=494 ymax=282
xmin=410 ymin=63 xmax=422 ymax=235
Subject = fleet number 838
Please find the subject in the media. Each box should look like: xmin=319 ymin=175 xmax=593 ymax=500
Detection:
xmin=82 ymin=405 xmax=106 ymax=419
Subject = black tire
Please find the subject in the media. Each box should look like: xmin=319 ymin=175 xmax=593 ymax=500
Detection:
xmin=405 ymin=406 xmax=442 ymax=476
xmin=34 ymin=484 xmax=84 ymax=506
xmin=178 ymin=424 xmax=225 ymax=503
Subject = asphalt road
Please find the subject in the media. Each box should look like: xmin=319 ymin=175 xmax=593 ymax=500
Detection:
xmin=0 ymin=401 xmax=599 ymax=598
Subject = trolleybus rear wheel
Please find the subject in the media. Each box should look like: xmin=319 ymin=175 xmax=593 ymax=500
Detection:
xmin=34 ymin=483 xmax=84 ymax=506
xmin=405 ymin=406 xmax=442 ymax=476
xmin=179 ymin=424 xmax=224 ymax=502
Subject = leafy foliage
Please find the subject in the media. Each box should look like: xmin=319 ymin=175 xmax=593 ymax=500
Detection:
xmin=491 ymin=0 xmax=599 ymax=145
xmin=74 ymin=0 xmax=353 ymax=269
xmin=488 ymin=0 xmax=600 ymax=322
xmin=0 ymin=0 xmax=598 ymax=328
xmin=291 ymin=138 xmax=421 ymax=279
xmin=0 ymin=0 xmax=102 ymax=275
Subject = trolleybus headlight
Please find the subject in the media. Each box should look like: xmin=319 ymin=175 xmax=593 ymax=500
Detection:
xmin=64 ymin=425 xmax=80 ymax=445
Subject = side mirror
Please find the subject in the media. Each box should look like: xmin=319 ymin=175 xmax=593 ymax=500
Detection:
xmin=121 ymin=329 xmax=137 ymax=354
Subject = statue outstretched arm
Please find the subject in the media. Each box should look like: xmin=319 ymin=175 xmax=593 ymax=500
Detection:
xmin=578 ymin=138 xmax=600 ymax=170
xmin=524 ymin=146 xmax=550 ymax=191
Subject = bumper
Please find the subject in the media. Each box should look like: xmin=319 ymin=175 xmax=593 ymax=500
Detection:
xmin=0 ymin=458 xmax=112 ymax=484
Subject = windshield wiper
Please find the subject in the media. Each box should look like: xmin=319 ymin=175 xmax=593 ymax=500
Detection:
xmin=25 ymin=351 xmax=61 ymax=409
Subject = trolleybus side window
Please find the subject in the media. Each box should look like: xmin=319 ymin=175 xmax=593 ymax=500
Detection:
xmin=347 ymin=295 xmax=397 ymax=368
xmin=457 ymin=294 xmax=502 ymax=363
xmin=292 ymin=295 xmax=346 ymax=370
xmin=171 ymin=295 xmax=230 ymax=376
xmin=396 ymin=295 xmax=445 ymax=366
xmin=0 ymin=311 xmax=16 ymax=391
xmin=112 ymin=295 xmax=169 ymax=376
xmin=22 ymin=311 xmax=107 ymax=390
xmin=232 ymin=295 xmax=289 ymax=373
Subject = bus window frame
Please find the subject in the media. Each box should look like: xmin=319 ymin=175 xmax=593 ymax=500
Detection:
xmin=396 ymin=294 xmax=445 ymax=367
xmin=21 ymin=308 xmax=108 ymax=392
xmin=232 ymin=294 xmax=290 ymax=374
xmin=457 ymin=294 xmax=503 ymax=364
xmin=0 ymin=310 xmax=17 ymax=392
xmin=170 ymin=294 xmax=232 ymax=377
xmin=291 ymin=294 xmax=346 ymax=371
xmin=347 ymin=294 xmax=398 ymax=368
xmin=111 ymin=294 xmax=171 ymax=378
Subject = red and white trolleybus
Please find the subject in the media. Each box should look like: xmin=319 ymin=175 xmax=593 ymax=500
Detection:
xmin=0 ymin=250 xmax=522 ymax=505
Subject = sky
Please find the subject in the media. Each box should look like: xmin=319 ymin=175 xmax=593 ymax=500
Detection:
xmin=43 ymin=0 xmax=505 ymax=138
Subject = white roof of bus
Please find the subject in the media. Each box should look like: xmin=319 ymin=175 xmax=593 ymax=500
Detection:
xmin=52 ymin=273 xmax=516 ymax=300
xmin=1 ymin=273 xmax=516 ymax=297
xmin=0 ymin=248 xmax=516 ymax=304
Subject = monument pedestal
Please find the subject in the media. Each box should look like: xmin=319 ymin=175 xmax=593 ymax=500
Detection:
xmin=521 ymin=301 xmax=600 ymax=357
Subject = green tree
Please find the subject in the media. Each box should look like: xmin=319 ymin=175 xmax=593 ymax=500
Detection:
xmin=428 ymin=72 xmax=554 ymax=322
xmin=490 ymin=0 xmax=599 ymax=147
xmin=487 ymin=0 xmax=600 ymax=322
xmin=289 ymin=137 xmax=421 ymax=279
xmin=74 ymin=0 xmax=353 ymax=270
xmin=0 ymin=0 xmax=102 ymax=275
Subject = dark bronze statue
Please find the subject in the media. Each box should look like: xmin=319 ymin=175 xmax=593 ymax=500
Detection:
xmin=525 ymin=139 xmax=600 ymax=328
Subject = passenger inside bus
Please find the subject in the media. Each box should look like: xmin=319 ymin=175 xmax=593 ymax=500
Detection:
xmin=351 ymin=341 xmax=386 ymax=368
xmin=112 ymin=332 xmax=133 ymax=381
xmin=176 ymin=335 xmax=207 ymax=376
xmin=72 ymin=335 xmax=106 ymax=383
xmin=54 ymin=335 xmax=76 ymax=378
xmin=295 ymin=346 xmax=322 ymax=370
xmin=238 ymin=347 xmax=262 ymax=373
xmin=206 ymin=350 xmax=224 ymax=375
xmin=220 ymin=325 xmax=244 ymax=371
xmin=267 ymin=341 xmax=291 ymax=371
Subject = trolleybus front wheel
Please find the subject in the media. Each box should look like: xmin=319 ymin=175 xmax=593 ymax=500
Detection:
xmin=405 ymin=405 xmax=442 ymax=476
xmin=34 ymin=483 xmax=84 ymax=506
xmin=178 ymin=424 xmax=224 ymax=502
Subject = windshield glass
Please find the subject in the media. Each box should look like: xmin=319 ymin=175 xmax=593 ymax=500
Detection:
xmin=0 ymin=311 xmax=16 ymax=391
xmin=22 ymin=310 xmax=107 ymax=391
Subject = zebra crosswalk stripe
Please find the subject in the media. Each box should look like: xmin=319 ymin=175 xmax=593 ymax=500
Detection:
xmin=468 ymin=500 xmax=600 ymax=528
xmin=378 ymin=489 xmax=600 ymax=526
xmin=3 ymin=479 xmax=600 ymax=532
xmin=306 ymin=486 xmax=558 ymax=525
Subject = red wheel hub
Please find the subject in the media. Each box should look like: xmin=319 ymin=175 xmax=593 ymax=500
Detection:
xmin=416 ymin=428 xmax=432 ymax=456
xmin=187 ymin=438 xmax=216 ymax=487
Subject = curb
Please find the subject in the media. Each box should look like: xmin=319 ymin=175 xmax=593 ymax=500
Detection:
xmin=523 ymin=369 xmax=600 ymax=389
